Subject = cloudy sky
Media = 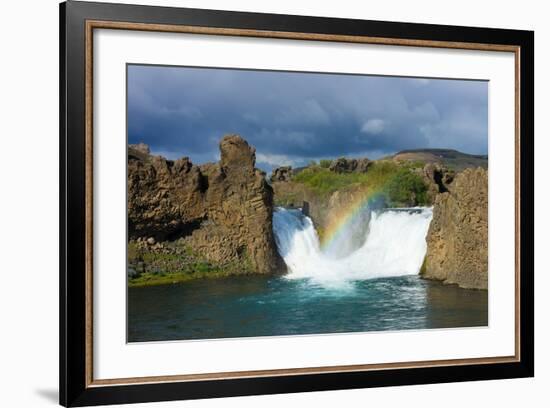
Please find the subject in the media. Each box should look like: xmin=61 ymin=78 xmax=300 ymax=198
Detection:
xmin=128 ymin=64 xmax=488 ymax=172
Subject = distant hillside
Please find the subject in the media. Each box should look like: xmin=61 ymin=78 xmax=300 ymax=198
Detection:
xmin=389 ymin=149 xmax=488 ymax=171
xmin=288 ymin=148 xmax=488 ymax=176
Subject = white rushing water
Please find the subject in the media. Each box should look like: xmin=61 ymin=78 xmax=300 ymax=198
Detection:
xmin=272 ymin=206 xmax=433 ymax=287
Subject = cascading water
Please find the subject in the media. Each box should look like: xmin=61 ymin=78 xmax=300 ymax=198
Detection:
xmin=323 ymin=207 xmax=371 ymax=259
xmin=272 ymin=206 xmax=433 ymax=287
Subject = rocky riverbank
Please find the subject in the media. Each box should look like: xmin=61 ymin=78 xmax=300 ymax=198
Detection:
xmin=128 ymin=135 xmax=283 ymax=286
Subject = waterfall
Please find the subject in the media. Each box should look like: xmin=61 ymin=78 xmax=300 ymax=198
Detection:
xmin=272 ymin=206 xmax=433 ymax=287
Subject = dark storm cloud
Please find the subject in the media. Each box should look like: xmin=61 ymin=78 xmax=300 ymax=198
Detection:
xmin=128 ymin=65 xmax=488 ymax=171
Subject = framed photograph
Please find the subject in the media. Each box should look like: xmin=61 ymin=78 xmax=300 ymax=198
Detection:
xmin=60 ymin=1 xmax=534 ymax=406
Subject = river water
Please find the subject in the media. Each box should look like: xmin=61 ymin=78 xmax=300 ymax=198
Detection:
xmin=128 ymin=275 xmax=487 ymax=342
xmin=128 ymin=207 xmax=487 ymax=342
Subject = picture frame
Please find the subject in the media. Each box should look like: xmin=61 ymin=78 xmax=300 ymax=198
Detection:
xmin=59 ymin=1 xmax=534 ymax=406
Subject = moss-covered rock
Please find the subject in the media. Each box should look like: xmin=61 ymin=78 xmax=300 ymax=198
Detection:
xmin=128 ymin=239 xmax=255 ymax=287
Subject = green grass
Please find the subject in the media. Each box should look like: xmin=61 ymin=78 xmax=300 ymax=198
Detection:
xmin=293 ymin=161 xmax=402 ymax=193
xmin=128 ymin=267 xmax=253 ymax=287
xmin=291 ymin=161 xmax=429 ymax=206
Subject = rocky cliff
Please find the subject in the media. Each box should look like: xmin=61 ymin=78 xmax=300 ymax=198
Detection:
xmin=270 ymin=166 xmax=293 ymax=182
xmin=422 ymin=167 xmax=488 ymax=289
xmin=417 ymin=162 xmax=455 ymax=203
xmin=128 ymin=134 xmax=282 ymax=275
xmin=329 ymin=157 xmax=371 ymax=173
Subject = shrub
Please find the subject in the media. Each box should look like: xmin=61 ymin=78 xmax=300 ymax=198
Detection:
xmin=291 ymin=160 xmax=429 ymax=206
xmin=293 ymin=161 xmax=402 ymax=196
xmin=319 ymin=159 xmax=332 ymax=168
xmin=383 ymin=168 xmax=428 ymax=206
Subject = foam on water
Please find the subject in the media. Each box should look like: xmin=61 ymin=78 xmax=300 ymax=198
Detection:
xmin=273 ymin=206 xmax=433 ymax=288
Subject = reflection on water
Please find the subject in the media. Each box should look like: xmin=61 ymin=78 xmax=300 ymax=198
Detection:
xmin=424 ymin=281 xmax=488 ymax=328
xmin=128 ymin=275 xmax=487 ymax=342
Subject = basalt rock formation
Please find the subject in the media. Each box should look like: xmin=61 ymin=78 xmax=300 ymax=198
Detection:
xmin=329 ymin=157 xmax=371 ymax=173
xmin=128 ymin=151 xmax=207 ymax=240
xmin=418 ymin=163 xmax=455 ymax=203
xmin=422 ymin=167 xmax=488 ymax=289
xmin=270 ymin=166 xmax=293 ymax=182
xmin=128 ymin=134 xmax=283 ymax=275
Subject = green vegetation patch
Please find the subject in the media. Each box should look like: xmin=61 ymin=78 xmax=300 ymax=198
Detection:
xmin=128 ymin=241 xmax=255 ymax=287
xmin=384 ymin=168 xmax=429 ymax=207
xmin=128 ymin=267 xmax=253 ymax=287
xmin=290 ymin=160 xmax=429 ymax=206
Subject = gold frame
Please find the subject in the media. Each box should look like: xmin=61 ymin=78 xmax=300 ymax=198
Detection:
xmin=84 ymin=20 xmax=521 ymax=388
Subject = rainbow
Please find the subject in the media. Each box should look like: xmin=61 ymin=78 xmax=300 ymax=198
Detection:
xmin=320 ymin=187 xmax=387 ymax=252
